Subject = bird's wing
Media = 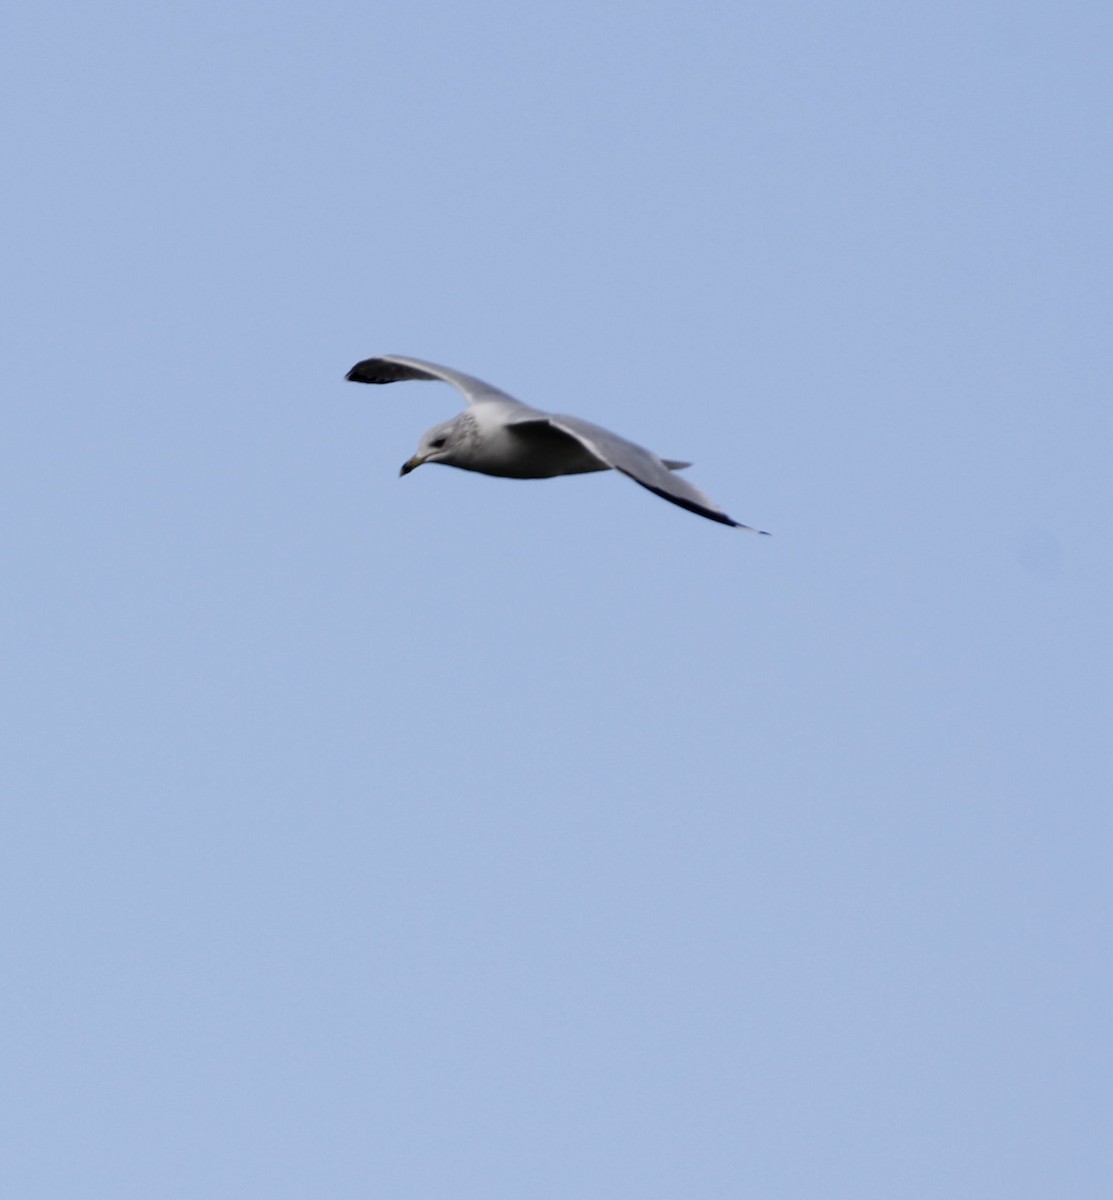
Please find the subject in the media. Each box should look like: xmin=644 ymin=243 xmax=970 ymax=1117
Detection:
xmin=345 ymin=355 xmax=527 ymax=407
xmin=518 ymin=413 xmax=767 ymax=532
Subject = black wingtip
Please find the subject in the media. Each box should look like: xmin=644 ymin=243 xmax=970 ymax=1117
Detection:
xmin=345 ymin=357 xmax=440 ymax=386
xmin=345 ymin=358 xmax=383 ymax=384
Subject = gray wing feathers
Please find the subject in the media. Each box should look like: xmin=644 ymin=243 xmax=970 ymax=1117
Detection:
xmin=545 ymin=414 xmax=758 ymax=530
xmin=345 ymin=354 xmax=525 ymax=407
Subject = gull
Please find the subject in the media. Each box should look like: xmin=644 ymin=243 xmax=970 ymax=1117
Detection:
xmin=345 ymin=354 xmax=769 ymax=532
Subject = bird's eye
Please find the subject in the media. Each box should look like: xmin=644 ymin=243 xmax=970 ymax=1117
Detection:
xmin=429 ymin=437 xmax=446 ymax=449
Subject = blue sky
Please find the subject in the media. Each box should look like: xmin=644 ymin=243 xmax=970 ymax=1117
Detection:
xmin=3 ymin=2 xmax=1110 ymax=1196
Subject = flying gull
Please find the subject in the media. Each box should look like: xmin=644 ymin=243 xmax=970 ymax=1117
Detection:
xmin=345 ymin=354 xmax=768 ymax=532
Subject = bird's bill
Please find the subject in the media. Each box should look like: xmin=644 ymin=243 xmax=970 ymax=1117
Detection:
xmin=399 ymin=454 xmax=427 ymax=476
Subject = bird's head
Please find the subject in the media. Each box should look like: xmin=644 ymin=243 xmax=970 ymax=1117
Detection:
xmin=399 ymin=418 xmax=462 ymax=476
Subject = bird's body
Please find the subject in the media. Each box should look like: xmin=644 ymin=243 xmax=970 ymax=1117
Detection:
xmin=345 ymin=354 xmax=768 ymax=532
xmin=419 ymin=405 xmax=609 ymax=480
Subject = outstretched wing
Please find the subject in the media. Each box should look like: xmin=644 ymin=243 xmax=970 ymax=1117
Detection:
xmin=530 ymin=413 xmax=768 ymax=532
xmin=345 ymin=354 xmax=527 ymax=407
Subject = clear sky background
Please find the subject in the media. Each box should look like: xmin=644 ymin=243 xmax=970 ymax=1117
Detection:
xmin=3 ymin=2 xmax=1110 ymax=1196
